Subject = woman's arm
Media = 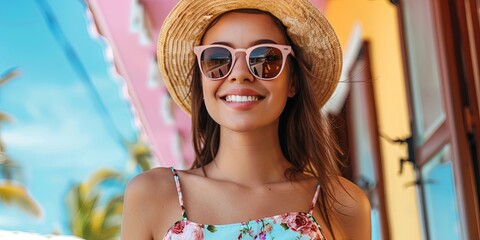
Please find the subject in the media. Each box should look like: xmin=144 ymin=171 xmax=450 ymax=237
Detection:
xmin=121 ymin=175 xmax=153 ymax=240
xmin=121 ymin=168 xmax=180 ymax=240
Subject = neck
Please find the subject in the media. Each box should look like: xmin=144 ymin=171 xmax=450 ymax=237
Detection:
xmin=205 ymin=124 xmax=292 ymax=187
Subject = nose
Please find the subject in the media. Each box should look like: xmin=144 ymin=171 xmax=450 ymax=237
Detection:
xmin=228 ymin=52 xmax=254 ymax=82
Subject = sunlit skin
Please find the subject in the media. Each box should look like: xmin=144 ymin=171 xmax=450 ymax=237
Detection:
xmin=121 ymin=11 xmax=371 ymax=240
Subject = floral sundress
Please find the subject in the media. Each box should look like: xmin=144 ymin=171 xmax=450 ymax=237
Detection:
xmin=164 ymin=168 xmax=327 ymax=240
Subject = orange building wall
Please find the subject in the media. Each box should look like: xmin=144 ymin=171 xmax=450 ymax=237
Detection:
xmin=324 ymin=1 xmax=421 ymax=239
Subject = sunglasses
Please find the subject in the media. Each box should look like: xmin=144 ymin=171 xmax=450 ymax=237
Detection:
xmin=193 ymin=44 xmax=293 ymax=80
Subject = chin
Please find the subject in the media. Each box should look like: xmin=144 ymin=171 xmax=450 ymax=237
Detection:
xmin=218 ymin=118 xmax=280 ymax=134
xmin=221 ymin=122 xmax=260 ymax=132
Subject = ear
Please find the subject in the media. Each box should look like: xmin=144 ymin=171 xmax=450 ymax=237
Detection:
xmin=288 ymin=81 xmax=296 ymax=97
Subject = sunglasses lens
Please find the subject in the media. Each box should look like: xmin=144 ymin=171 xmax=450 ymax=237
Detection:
xmin=200 ymin=47 xmax=232 ymax=79
xmin=249 ymin=46 xmax=283 ymax=79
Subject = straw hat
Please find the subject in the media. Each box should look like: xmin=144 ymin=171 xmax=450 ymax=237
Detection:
xmin=157 ymin=0 xmax=342 ymax=114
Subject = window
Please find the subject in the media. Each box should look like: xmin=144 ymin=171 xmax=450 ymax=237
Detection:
xmin=396 ymin=0 xmax=480 ymax=238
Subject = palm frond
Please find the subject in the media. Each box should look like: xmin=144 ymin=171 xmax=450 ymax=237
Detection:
xmin=66 ymin=168 xmax=125 ymax=240
xmin=0 ymin=113 xmax=12 ymax=123
xmin=0 ymin=68 xmax=21 ymax=87
xmin=65 ymin=154 xmax=149 ymax=239
xmin=0 ymin=181 xmax=42 ymax=217
xmin=126 ymin=138 xmax=152 ymax=172
xmin=82 ymin=169 xmax=123 ymax=195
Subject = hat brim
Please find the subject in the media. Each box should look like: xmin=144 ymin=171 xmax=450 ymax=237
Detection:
xmin=157 ymin=0 xmax=342 ymax=114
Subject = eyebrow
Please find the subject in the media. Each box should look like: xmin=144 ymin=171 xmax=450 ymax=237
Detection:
xmin=209 ymin=39 xmax=279 ymax=47
xmin=252 ymin=39 xmax=278 ymax=45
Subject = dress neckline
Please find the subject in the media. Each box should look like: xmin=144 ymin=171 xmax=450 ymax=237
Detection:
xmin=167 ymin=211 xmax=319 ymax=228
xmin=165 ymin=167 xmax=327 ymax=239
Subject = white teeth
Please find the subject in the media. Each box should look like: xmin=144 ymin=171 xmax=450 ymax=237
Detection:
xmin=225 ymin=95 xmax=260 ymax=102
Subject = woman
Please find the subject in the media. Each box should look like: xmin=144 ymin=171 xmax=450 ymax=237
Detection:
xmin=121 ymin=0 xmax=371 ymax=239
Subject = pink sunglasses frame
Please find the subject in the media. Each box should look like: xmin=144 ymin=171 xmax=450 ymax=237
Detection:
xmin=193 ymin=43 xmax=294 ymax=80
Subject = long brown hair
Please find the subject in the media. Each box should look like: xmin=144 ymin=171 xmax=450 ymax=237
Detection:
xmin=189 ymin=9 xmax=342 ymax=235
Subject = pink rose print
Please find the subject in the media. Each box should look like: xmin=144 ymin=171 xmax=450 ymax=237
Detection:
xmin=166 ymin=221 xmax=204 ymax=240
xmin=171 ymin=221 xmax=186 ymax=234
xmin=264 ymin=223 xmax=273 ymax=233
xmin=285 ymin=214 xmax=309 ymax=232
xmin=179 ymin=222 xmax=204 ymax=240
xmin=279 ymin=213 xmax=319 ymax=237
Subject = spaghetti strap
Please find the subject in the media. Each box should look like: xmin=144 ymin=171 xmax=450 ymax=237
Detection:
xmin=308 ymin=184 xmax=321 ymax=215
xmin=169 ymin=167 xmax=187 ymax=220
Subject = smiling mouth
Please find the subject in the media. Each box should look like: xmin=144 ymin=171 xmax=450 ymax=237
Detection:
xmin=223 ymin=95 xmax=264 ymax=102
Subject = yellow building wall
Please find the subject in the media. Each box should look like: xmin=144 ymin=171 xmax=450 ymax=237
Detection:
xmin=324 ymin=1 xmax=421 ymax=239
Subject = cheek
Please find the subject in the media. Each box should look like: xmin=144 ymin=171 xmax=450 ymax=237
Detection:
xmin=201 ymin=78 xmax=219 ymax=98
xmin=201 ymin=78 xmax=222 ymax=112
xmin=277 ymin=69 xmax=294 ymax=96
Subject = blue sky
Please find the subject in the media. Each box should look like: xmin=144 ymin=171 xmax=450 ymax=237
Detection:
xmin=0 ymin=0 xmax=139 ymax=234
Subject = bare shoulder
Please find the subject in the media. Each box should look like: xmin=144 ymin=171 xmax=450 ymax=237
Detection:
xmin=125 ymin=167 xmax=176 ymax=197
xmin=329 ymin=176 xmax=371 ymax=240
xmin=332 ymin=177 xmax=371 ymax=213
xmin=121 ymin=167 xmax=181 ymax=240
